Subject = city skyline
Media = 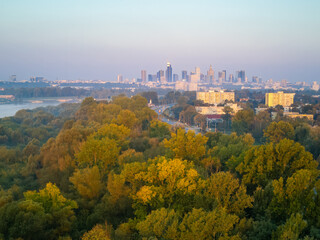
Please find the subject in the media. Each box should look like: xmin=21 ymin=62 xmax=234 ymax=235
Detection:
xmin=1 ymin=0 xmax=320 ymax=82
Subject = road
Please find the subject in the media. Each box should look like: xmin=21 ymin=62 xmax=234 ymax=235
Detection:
xmin=151 ymin=104 xmax=201 ymax=133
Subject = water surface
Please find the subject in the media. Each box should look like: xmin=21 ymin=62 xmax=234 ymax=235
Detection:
xmin=0 ymin=97 xmax=81 ymax=118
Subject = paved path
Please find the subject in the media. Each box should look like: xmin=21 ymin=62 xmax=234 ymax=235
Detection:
xmin=151 ymin=104 xmax=201 ymax=133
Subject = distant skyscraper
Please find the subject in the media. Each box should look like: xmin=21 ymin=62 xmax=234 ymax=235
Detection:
xmin=165 ymin=62 xmax=172 ymax=82
xmin=281 ymin=79 xmax=287 ymax=87
xmin=36 ymin=77 xmax=44 ymax=82
xmin=117 ymin=74 xmax=123 ymax=83
xmin=237 ymin=70 xmax=246 ymax=83
xmin=195 ymin=67 xmax=201 ymax=77
xmin=200 ymin=73 xmax=205 ymax=81
xmin=173 ymin=74 xmax=179 ymax=82
xmin=182 ymin=70 xmax=188 ymax=80
xmin=157 ymin=70 xmax=164 ymax=81
xmin=141 ymin=70 xmax=147 ymax=82
xmin=29 ymin=76 xmax=44 ymax=82
xmin=9 ymin=75 xmax=16 ymax=82
xmin=222 ymin=70 xmax=226 ymax=82
xmin=207 ymin=65 xmax=214 ymax=83
xmin=190 ymin=67 xmax=200 ymax=83
xmin=218 ymin=71 xmax=226 ymax=83
xmin=252 ymin=76 xmax=259 ymax=83
xmin=229 ymin=74 xmax=234 ymax=83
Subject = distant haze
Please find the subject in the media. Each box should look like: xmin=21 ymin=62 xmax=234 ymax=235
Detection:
xmin=0 ymin=0 xmax=319 ymax=82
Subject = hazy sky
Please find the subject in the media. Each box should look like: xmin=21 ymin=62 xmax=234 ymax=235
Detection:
xmin=1 ymin=0 xmax=320 ymax=82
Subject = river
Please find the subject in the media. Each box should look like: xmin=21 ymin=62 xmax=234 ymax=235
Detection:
xmin=0 ymin=97 xmax=82 ymax=118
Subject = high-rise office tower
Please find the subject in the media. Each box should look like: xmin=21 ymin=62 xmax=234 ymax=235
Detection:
xmin=182 ymin=70 xmax=188 ymax=80
xmin=173 ymin=74 xmax=179 ymax=82
xmin=200 ymin=73 xmax=205 ymax=81
xmin=157 ymin=70 xmax=164 ymax=81
xmin=237 ymin=70 xmax=246 ymax=83
xmin=207 ymin=65 xmax=214 ymax=83
xmin=252 ymin=76 xmax=259 ymax=83
xmin=195 ymin=67 xmax=201 ymax=77
xmin=218 ymin=71 xmax=226 ymax=82
xmin=141 ymin=70 xmax=147 ymax=82
xmin=190 ymin=67 xmax=201 ymax=83
xmin=166 ymin=62 xmax=172 ymax=82
xmin=222 ymin=70 xmax=226 ymax=82
xmin=229 ymin=74 xmax=234 ymax=83
xmin=117 ymin=74 xmax=123 ymax=83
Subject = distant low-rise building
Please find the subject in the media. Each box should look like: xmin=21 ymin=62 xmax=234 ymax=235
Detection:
xmin=311 ymin=81 xmax=319 ymax=91
xmin=283 ymin=112 xmax=313 ymax=121
xmin=196 ymin=91 xmax=235 ymax=105
xmin=255 ymin=107 xmax=268 ymax=114
xmin=265 ymin=91 xmax=295 ymax=107
xmin=0 ymin=95 xmax=15 ymax=100
xmin=195 ymin=103 xmax=242 ymax=115
xmin=188 ymin=82 xmax=198 ymax=91
xmin=175 ymin=80 xmax=188 ymax=91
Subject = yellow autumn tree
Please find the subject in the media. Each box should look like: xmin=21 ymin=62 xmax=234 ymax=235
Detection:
xmin=70 ymin=166 xmax=102 ymax=200
xmin=76 ymin=136 xmax=120 ymax=172
xmin=81 ymin=222 xmax=112 ymax=240
xmin=133 ymin=157 xmax=203 ymax=216
xmin=162 ymin=128 xmax=208 ymax=163
xmin=205 ymin=171 xmax=253 ymax=216
xmin=24 ymin=182 xmax=77 ymax=238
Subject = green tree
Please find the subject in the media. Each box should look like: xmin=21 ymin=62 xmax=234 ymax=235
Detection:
xmin=237 ymin=139 xmax=318 ymax=189
xmin=136 ymin=208 xmax=179 ymax=239
xmin=272 ymin=213 xmax=307 ymax=240
xmin=93 ymin=123 xmax=130 ymax=149
xmin=232 ymin=109 xmax=254 ymax=135
xmin=194 ymin=114 xmax=207 ymax=132
xmin=252 ymin=110 xmax=271 ymax=141
xmin=269 ymin=169 xmax=319 ymax=221
xmin=179 ymin=208 xmax=240 ymax=240
xmin=76 ymin=136 xmax=120 ymax=172
xmin=136 ymin=208 xmax=241 ymax=240
xmin=205 ymin=172 xmax=253 ymax=216
xmin=23 ymin=183 xmax=78 ymax=239
xmin=222 ymin=106 xmax=234 ymax=130
xmin=0 ymin=200 xmax=47 ymax=240
xmin=149 ymin=119 xmax=171 ymax=140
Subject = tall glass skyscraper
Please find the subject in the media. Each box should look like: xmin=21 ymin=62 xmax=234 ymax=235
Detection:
xmin=166 ymin=62 xmax=172 ymax=82
xmin=182 ymin=70 xmax=187 ymax=80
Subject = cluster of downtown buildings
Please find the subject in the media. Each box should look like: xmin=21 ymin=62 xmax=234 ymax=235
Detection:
xmin=118 ymin=63 xmax=254 ymax=91
xmin=117 ymin=63 xmax=320 ymax=92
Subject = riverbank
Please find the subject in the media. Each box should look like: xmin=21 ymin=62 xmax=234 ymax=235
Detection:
xmin=0 ymin=97 xmax=83 ymax=118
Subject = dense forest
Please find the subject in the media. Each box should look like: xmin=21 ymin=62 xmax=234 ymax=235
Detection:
xmin=0 ymin=94 xmax=320 ymax=239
